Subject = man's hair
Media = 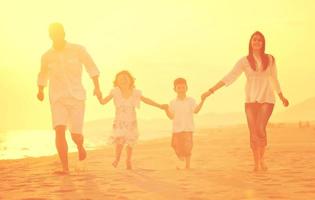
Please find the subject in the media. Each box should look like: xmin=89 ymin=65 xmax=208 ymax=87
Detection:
xmin=49 ymin=22 xmax=64 ymax=34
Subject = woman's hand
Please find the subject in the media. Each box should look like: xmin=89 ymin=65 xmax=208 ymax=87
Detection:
xmin=281 ymin=96 xmax=289 ymax=107
xmin=201 ymin=90 xmax=213 ymax=101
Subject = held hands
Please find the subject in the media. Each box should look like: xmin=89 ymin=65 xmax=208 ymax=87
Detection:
xmin=201 ymin=90 xmax=213 ymax=101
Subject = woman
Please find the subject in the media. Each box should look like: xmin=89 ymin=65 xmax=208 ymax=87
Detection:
xmin=202 ymin=31 xmax=289 ymax=172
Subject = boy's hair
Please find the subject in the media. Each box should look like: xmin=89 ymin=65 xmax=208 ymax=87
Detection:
xmin=113 ymin=70 xmax=135 ymax=88
xmin=173 ymin=78 xmax=187 ymax=87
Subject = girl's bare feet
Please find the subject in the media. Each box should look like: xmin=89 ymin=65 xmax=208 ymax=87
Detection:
xmin=112 ymin=160 xmax=119 ymax=168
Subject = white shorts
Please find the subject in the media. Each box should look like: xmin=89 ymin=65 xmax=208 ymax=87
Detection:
xmin=50 ymin=97 xmax=85 ymax=134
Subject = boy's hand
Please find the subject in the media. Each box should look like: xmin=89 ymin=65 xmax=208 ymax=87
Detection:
xmin=37 ymin=91 xmax=44 ymax=101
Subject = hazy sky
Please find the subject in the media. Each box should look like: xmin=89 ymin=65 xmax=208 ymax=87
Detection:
xmin=0 ymin=0 xmax=314 ymax=130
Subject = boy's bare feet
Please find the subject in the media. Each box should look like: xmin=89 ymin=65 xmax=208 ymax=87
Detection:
xmin=53 ymin=170 xmax=69 ymax=176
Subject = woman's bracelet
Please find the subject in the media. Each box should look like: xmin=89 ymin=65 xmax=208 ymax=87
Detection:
xmin=208 ymin=88 xmax=214 ymax=94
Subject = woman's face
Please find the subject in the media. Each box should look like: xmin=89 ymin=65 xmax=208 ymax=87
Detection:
xmin=117 ymin=74 xmax=132 ymax=89
xmin=251 ymin=34 xmax=264 ymax=51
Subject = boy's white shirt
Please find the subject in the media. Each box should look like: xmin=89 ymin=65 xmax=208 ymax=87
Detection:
xmin=169 ymin=97 xmax=197 ymax=133
xmin=37 ymin=42 xmax=100 ymax=103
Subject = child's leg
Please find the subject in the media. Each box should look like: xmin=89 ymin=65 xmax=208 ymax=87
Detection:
xmin=185 ymin=156 xmax=191 ymax=169
xmin=113 ymin=140 xmax=124 ymax=168
xmin=185 ymin=132 xmax=193 ymax=169
xmin=126 ymin=145 xmax=133 ymax=170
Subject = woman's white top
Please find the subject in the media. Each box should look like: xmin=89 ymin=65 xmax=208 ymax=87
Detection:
xmin=221 ymin=55 xmax=281 ymax=104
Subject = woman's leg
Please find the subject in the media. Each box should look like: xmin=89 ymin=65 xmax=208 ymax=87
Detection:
xmin=256 ymin=103 xmax=274 ymax=170
xmin=245 ymin=103 xmax=260 ymax=171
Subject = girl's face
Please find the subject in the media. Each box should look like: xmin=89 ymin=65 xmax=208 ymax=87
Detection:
xmin=117 ymin=74 xmax=132 ymax=89
xmin=251 ymin=34 xmax=264 ymax=51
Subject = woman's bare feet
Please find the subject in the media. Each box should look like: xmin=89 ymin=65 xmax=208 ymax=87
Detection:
xmin=126 ymin=160 xmax=132 ymax=170
xmin=261 ymin=161 xmax=268 ymax=171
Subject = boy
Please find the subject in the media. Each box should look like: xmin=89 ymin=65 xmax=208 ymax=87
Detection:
xmin=164 ymin=78 xmax=206 ymax=169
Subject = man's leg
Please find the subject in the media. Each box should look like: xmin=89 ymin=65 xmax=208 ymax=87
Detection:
xmin=71 ymin=133 xmax=86 ymax=160
xmin=55 ymin=125 xmax=69 ymax=173
xmin=69 ymin=99 xmax=86 ymax=160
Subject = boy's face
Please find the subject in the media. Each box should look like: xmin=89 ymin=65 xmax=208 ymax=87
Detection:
xmin=174 ymin=83 xmax=187 ymax=95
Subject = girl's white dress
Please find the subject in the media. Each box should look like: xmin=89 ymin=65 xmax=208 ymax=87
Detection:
xmin=110 ymin=87 xmax=142 ymax=146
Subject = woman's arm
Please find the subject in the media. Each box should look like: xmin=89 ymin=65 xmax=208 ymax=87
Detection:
xmin=141 ymin=96 xmax=164 ymax=109
xmin=269 ymin=56 xmax=289 ymax=107
xmin=201 ymin=81 xmax=225 ymax=99
xmin=202 ymin=58 xmax=244 ymax=99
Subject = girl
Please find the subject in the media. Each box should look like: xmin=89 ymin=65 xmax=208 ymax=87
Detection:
xmin=202 ymin=31 xmax=289 ymax=172
xmin=98 ymin=70 xmax=166 ymax=170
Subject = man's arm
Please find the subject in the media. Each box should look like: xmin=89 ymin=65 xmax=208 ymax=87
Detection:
xmin=37 ymin=55 xmax=49 ymax=101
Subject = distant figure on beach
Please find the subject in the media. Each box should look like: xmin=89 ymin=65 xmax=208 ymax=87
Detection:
xmin=97 ymin=70 xmax=167 ymax=170
xmin=37 ymin=23 xmax=102 ymax=175
xmin=202 ymin=31 xmax=289 ymax=172
xmin=164 ymin=78 xmax=206 ymax=170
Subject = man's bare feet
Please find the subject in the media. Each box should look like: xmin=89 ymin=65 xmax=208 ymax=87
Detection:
xmin=78 ymin=146 xmax=86 ymax=161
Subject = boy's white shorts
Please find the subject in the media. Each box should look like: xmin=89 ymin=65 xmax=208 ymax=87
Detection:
xmin=50 ymin=97 xmax=85 ymax=134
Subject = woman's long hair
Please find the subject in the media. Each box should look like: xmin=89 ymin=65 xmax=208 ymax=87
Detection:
xmin=247 ymin=31 xmax=273 ymax=71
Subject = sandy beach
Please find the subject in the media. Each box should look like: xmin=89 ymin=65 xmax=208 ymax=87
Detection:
xmin=1 ymin=124 xmax=315 ymax=200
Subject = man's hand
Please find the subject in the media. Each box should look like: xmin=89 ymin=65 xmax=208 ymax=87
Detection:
xmin=37 ymin=90 xmax=44 ymax=101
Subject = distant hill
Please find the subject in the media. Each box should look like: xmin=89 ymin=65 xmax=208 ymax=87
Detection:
xmin=273 ymin=97 xmax=315 ymax=122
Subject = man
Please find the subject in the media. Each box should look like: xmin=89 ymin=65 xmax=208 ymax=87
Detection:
xmin=37 ymin=23 xmax=101 ymax=174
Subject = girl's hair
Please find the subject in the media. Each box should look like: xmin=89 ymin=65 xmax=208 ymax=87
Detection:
xmin=247 ymin=31 xmax=274 ymax=71
xmin=113 ymin=70 xmax=135 ymax=88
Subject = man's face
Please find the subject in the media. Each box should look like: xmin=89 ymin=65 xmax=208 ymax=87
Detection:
xmin=49 ymin=25 xmax=65 ymax=43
